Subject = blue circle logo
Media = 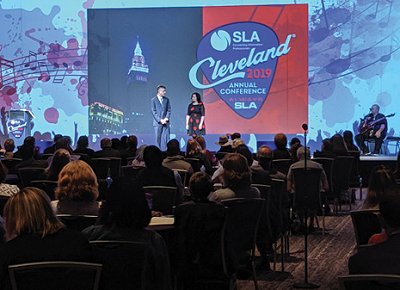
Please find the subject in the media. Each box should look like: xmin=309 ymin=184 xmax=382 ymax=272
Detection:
xmin=210 ymin=30 xmax=231 ymax=51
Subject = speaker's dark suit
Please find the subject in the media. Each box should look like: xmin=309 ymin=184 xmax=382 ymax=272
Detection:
xmin=151 ymin=96 xmax=171 ymax=150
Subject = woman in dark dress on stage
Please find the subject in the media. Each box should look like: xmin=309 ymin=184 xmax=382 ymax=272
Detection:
xmin=186 ymin=92 xmax=205 ymax=137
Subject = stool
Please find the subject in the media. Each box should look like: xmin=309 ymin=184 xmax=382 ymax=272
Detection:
xmin=384 ymin=136 xmax=400 ymax=155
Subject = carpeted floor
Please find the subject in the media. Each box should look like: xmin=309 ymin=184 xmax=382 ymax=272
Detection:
xmin=237 ymin=189 xmax=365 ymax=290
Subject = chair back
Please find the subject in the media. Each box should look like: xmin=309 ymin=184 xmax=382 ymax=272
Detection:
xmin=57 ymin=214 xmax=98 ymax=231
xmin=90 ymin=241 xmax=149 ymax=290
xmin=184 ymin=158 xmax=202 ymax=172
xmin=90 ymin=158 xmax=111 ymax=179
xmin=1 ymin=158 xmax=23 ymax=174
xmin=174 ymin=169 xmax=189 ymax=187
xmin=142 ymin=186 xmax=177 ymax=215
xmin=271 ymin=178 xmax=289 ymax=233
xmin=347 ymin=151 xmax=361 ymax=186
xmin=30 ymin=180 xmax=58 ymax=200
xmin=292 ymin=167 xmax=322 ymax=210
xmin=121 ymin=166 xmax=142 ymax=179
xmin=174 ymin=203 xmax=229 ymax=286
xmin=252 ymin=184 xmax=274 ymax=242
xmin=272 ymin=159 xmax=292 ymax=175
xmin=41 ymin=153 xmax=54 ymax=160
xmin=333 ymin=156 xmax=354 ymax=194
xmin=350 ymin=209 xmax=383 ymax=247
xmin=312 ymin=157 xmax=334 ymax=196
xmin=8 ymin=261 xmax=102 ymax=290
xmin=18 ymin=167 xmax=46 ymax=187
xmin=338 ymin=274 xmax=400 ymax=290
xmin=221 ymin=198 xmax=265 ymax=267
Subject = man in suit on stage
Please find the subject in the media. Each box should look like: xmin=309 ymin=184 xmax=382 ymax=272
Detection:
xmin=151 ymin=85 xmax=171 ymax=150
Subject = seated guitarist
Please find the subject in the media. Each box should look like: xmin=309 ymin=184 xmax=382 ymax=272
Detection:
xmin=355 ymin=104 xmax=387 ymax=154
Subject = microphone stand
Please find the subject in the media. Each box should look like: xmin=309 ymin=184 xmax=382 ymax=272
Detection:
xmin=294 ymin=124 xmax=319 ymax=289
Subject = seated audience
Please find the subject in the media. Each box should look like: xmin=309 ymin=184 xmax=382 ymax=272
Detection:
xmin=289 ymin=137 xmax=302 ymax=162
xmin=251 ymin=145 xmax=286 ymax=183
xmin=273 ymin=133 xmax=291 ymax=160
xmin=74 ymin=135 xmax=95 ymax=156
xmin=93 ymin=138 xmax=121 ymax=158
xmin=130 ymin=145 xmax=147 ymax=167
xmin=343 ymin=130 xmax=359 ymax=152
xmin=162 ymin=139 xmax=193 ymax=173
xmin=349 ymin=187 xmax=400 ymax=275
xmin=137 ymin=145 xmax=179 ymax=188
xmin=188 ymin=172 xmax=214 ymax=203
xmin=196 ymin=135 xmax=217 ymax=166
xmin=0 ymin=163 xmax=19 ymax=197
xmin=43 ymin=134 xmax=63 ymax=154
xmin=209 ymin=153 xmax=260 ymax=202
xmin=215 ymin=135 xmax=233 ymax=160
xmin=45 ymin=149 xmax=71 ymax=181
xmin=185 ymin=139 xmax=212 ymax=174
xmin=14 ymin=144 xmax=47 ymax=169
xmin=331 ymin=133 xmax=348 ymax=156
xmin=3 ymin=139 xmax=15 ymax=159
xmin=120 ymin=135 xmax=138 ymax=165
xmin=0 ymin=187 xmax=92 ymax=289
xmin=363 ymin=165 xmax=396 ymax=210
xmin=53 ymin=160 xmax=100 ymax=216
xmin=313 ymin=138 xmax=336 ymax=158
xmin=82 ymin=178 xmax=171 ymax=290
xmin=13 ymin=136 xmax=39 ymax=160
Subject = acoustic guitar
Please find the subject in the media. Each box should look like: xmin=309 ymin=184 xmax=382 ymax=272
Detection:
xmin=358 ymin=113 xmax=395 ymax=137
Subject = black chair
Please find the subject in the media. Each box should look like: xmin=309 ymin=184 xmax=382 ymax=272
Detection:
xmin=333 ymin=156 xmax=354 ymax=211
xmin=121 ymin=165 xmax=142 ymax=179
xmin=347 ymin=151 xmax=362 ymax=200
xmin=174 ymin=169 xmax=190 ymax=187
xmin=272 ymin=159 xmax=292 ymax=175
xmin=90 ymin=241 xmax=149 ymax=290
xmin=90 ymin=158 xmax=111 ymax=179
xmin=174 ymin=203 xmax=234 ymax=290
xmin=142 ymin=186 xmax=177 ymax=215
xmin=30 ymin=180 xmax=58 ymax=200
xmin=41 ymin=153 xmax=54 ymax=160
xmin=57 ymin=214 xmax=98 ymax=231
xmin=8 ymin=261 xmax=102 ymax=290
xmin=1 ymin=158 xmax=23 ymax=174
xmin=18 ymin=167 xmax=46 ymax=188
xmin=350 ymin=209 xmax=383 ymax=248
xmin=221 ymin=198 xmax=265 ymax=290
xmin=338 ymin=274 xmax=400 ymax=290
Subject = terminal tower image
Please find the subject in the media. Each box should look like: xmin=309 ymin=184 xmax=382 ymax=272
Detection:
xmin=128 ymin=36 xmax=149 ymax=82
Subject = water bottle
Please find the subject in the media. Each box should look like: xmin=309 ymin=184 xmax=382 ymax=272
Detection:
xmin=106 ymin=168 xmax=113 ymax=188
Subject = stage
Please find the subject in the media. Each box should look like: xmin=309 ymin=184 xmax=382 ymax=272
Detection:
xmin=359 ymin=155 xmax=397 ymax=186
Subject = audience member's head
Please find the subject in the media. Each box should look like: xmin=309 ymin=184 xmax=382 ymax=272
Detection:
xmin=186 ymin=139 xmax=201 ymax=157
xmin=365 ymin=165 xmax=396 ymax=208
xmin=76 ymin=135 xmax=89 ymax=150
xmin=380 ymin=187 xmax=400 ymax=230
xmin=53 ymin=134 xmax=63 ymax=144
xmin=321 ymin=138 xmax=334 ymax=152
xmin=46 ymin=149 xmax=71 ymax=181
xmin=223 ymin=153 xmax=251 ymax=190
xmin=297 ymin=146 xmax=310 ymax=160
xmin=166 ymin=139 xmax=180 ymax=157
xmin=290 ymin=137 xmax=302 ymax=162
xmin=111 ymin=138 xmax=120 ymax=150
xmin=4 ymin=139 xmax=15 ymax=152
xmin=343 ymin=131 xmax=355 ymax=146
xmin=100 ymin=138 xmax=112 ymax=149
xmin=231 ymin=132 xmax=241 ymax=140
xmin=56 ymin=160 xmax=99 ymax=201
xmin=120 ymin=135 xmax=128 ymax=148
xmin=98 ymin=178 xmax=151 ymax=228
xmin=257 ymin=145 xmax=273 ymax=170
xmin=127 ymin=135 xmax=138 ymax=150
xmin=55 ymin=137 xmax=72 ymax=152
xmin=232 ymin=138 xmax=245 ymax=150
xmin=290 ymin=137 xmax=301 ymax=147
xmin=143 ymin=145 xmax=163 ymax=168
xmin=23 ymin=136 xmax=35 ymax=146
xmin=274 ymin=133 xmax=288 ymax=150
xmin=195 ymin=136 xmax=206 ymax=150
xmin=21 ymin=144 xmax=35 ymax=160
xmin=235 ymin=145 xmax=253 ymax=167
xmin=189 ymin=172 xmax=214 ymax=203
xmin=4 ymin=187 xmax=64 ymax=241
xmin=331 ymin=134 xmax=347 ymax=154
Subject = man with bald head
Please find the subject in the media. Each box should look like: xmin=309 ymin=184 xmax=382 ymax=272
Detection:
xmin=93 ymin=138 xmax=121 ymax=158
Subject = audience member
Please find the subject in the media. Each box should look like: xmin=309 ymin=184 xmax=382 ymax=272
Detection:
xmin=349 ymin=187 xmax=400 ymax=275
xmin=230 ymin=132 xmax=241 ymax=141
xmin=120 ymin=135 xmax=138 ymax=165
xmin=215 ymin=135 xmax=233 ymax=160
xmin=14 ymin=144 xmax=47 ymax=169
xmin=209 ymin=153 xmax=259 ymax=202
xmin=196 ymin=135 xmax=217 ymax=166
xmin=363 ymin=165 xmax=396 ymax=210
xmin=111 ymin=138 xmax=121 ymax=150
xmin=45 ymin=149 xmax=71 ymax=181
xmin=0 ymin=163 xmax=19 ymax=197
xmin=82 ymin=178 xmax=171 ymax=290
xmin=185 ymin=139 xmax=212 ymax=174
xmin=251 ymin=145 xmax=286 ymax=183
xmin=343 ymin=130 xmax=359 ymax=152
xmin=273 ymin=133 xmax=291 ymax=160
xmin=162 ymin=139 xmax=193 ymax=172
xmin=93 ymin=138 xmax=121 ymax=158
xmin=3 ymin=139 xmax=15 ymax=159
xmin=53 ymin=160 xmax=100 ymax=216
xmin=313 ymin=138 xmax=336 ymax=158
xmin=130 ymin=145 xmax=147 ymax=167
xmin=43 ymin=134 xmax=63 ymax=154
xmin=289 ymin=137 xmax=302 ymax=162
xmin=189 ymin=172 xmax=214 ymax=203
xmin=13 ymin=136 xmax=39 ymax=159
xmin=74 ymin=135 xmax=95 ymax=156
xmin=331 ymin=133 xmax=348 ymax=156
xmin=0 ymin=187 xmax=92 ymax=289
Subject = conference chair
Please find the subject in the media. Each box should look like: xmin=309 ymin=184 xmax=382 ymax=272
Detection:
xmin=8 ymin=261 xmax=102 ymax=290
xmin=338 ymin=274 xmax=400 ymax=290
xmin=30 ymin=180 xmax=58 ymax=200
xmin=350 ymin=209 xmax=383 ymax=248
xmin=57 ymin=214 xmax=98 ymax=231
xmin=272 ymin=159 xmax=292 ymax=175
xmin=18 ymin=167 xmax=46 ymax=187
xmin=142 ymin=186 xmax=178 ymax=215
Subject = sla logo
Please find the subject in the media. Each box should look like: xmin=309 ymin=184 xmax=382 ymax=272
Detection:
xmin=210 ymin=30 xmax=261 ymax=51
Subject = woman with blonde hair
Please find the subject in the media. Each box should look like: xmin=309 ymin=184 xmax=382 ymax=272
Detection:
xmin=0 ymin=187 xmax=92 ymax=289
xmin=185 ymin=139 xmax=212 ymax=174
xmin=53 ymin=160 xmax=100 ymax=215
